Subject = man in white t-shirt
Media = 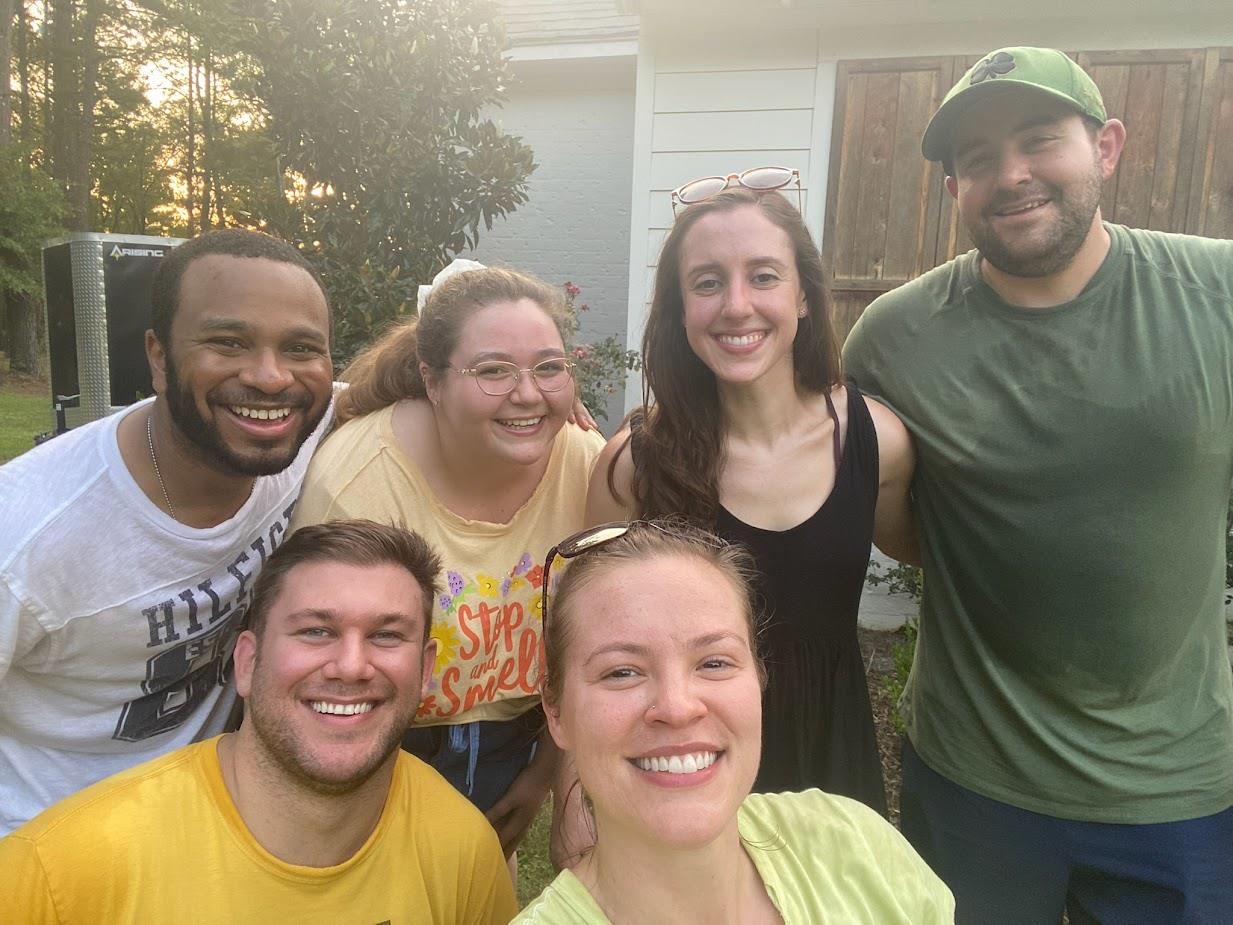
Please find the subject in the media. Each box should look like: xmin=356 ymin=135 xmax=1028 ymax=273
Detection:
xmin=0 ymin=228 xmax=335 ymax=834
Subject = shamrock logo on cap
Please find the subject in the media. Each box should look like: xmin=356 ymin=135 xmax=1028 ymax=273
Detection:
xmin=970 ymin=51 xmax=1016 ymax=85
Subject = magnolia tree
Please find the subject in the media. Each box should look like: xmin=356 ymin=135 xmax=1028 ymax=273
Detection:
xmin=235 ymin=0 xmax=536 ymax=364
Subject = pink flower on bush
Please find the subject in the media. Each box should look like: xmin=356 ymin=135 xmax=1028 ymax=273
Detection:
xmin=573 ymin=346 xmax=589 ymax=359
xmin=564 ymin=282 xmax=581 ymax=297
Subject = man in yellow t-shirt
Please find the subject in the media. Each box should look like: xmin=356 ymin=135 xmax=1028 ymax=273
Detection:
xmin=0 ymin=521 xmax=517 ymax=924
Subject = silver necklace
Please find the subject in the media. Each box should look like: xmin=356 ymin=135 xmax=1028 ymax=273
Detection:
xmin=146 ymin=412 xmax=177 ymax=520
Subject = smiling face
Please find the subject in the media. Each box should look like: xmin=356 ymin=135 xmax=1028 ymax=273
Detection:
xmin=677 ymin=204 xmax=807 ymax=390
xmin=233 ymin=560 xmax=436 ymax=795
xmin=426 ymin=298 xmax=574 ymax=468
xmin=546 ymin=553 xmax=763 ymax=850
xmin=152 ymin=254 xmax=333 ymax=476
xmin=945 ymin=91 xmax=1119 ymax=279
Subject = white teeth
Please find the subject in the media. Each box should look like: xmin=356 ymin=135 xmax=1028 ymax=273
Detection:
xmin=311 ymin=701 xmax=373 ymax=716
xmin=1000 ymin=199 xmax=1047 ymax=215
xmin=633 ymin=751 xmax=718 ymax=774
xmin=498 ymin=416 xmax=544 ymax=429
xmin=717 ymin=332 xmax=766 ymax=347
xmin=230 ymin=406 xmax=292 ymax=420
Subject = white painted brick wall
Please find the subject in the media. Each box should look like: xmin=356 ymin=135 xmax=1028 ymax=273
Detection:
xmin=465 ymin=58 xmax=636 ymax=430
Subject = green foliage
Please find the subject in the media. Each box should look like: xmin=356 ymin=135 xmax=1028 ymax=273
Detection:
xmin=1226 ymin=496 xmax=1232 ymax=607
xmin=560 ymin=282 xmax=640 ymax=422
xmin=865 ymin=559 xmax=922 ymax=733
xmin=0 ymin=147 xmax=68 ymax=295
xmin=233 ymin=0 xmax=536 ymax=365
xmin=883 ymin=620 xmax=918 ymax=733
xmin=865 ymin=559 xmax=923 ymax=599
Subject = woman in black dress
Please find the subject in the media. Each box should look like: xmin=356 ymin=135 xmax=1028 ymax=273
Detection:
xmin=584 ymin=181 xmax=916 ymax=813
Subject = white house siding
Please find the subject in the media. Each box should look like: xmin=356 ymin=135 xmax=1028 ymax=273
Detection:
xmin=499 ymin=0 xmax=637 ymax=46
xmin=464 ymin=57 xmax=636 ymax=428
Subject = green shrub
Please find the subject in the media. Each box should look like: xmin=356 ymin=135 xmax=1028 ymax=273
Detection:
xmin=884 ymin=620 xmax=917 ymax=733
xmin=865 ymin=560 xmax=922 ymax=733
xmin=560 ymin=282 xmax=640 ymax=422
xmin=865 ymin=560 xmax=923 ymax=599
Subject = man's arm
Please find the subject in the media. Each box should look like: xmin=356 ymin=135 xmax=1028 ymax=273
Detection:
xmin=866 ymin=398 xmax=921 ymax=566
xmin=0 ymin=834 xmax=61 ymax=923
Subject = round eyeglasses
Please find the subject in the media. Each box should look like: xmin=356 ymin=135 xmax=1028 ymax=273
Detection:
xmin=453 ymin=358 xmax=576 ymax=396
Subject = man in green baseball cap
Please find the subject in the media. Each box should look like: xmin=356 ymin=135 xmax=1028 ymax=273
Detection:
xmin=845 ymin=46 xmax=1233 ymax=924
xmin=921 ymin=46 xmax=1107 ymax=163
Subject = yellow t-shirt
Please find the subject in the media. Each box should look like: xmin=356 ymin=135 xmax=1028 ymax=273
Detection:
xmin=291 ymin=405 xmax=604 ymax=725
xmin=514 ymin=790 xmax=955 ymax=924
xmin=0 ymin=738 xmax=517 ymax=924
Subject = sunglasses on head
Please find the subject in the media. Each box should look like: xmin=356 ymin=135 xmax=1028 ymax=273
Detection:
xmin=670 ymin=166 xmax=801 ymax=216
xmin=539 ymin=520 xmax=728 ymax=635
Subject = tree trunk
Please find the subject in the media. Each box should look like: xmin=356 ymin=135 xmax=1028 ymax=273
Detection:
xmin=48 ymin=0 xmax=78 ymax=217
xmin=74 ymin=0 xmax=103 ymax=229
xmin=16 ymin=0 xmax=30 ymax=145
xmin=0 ymin=0 xmax=16 ymax=145
xmin=41 ymin=1 xmax=51 ymax=154
xmin=4 ymin=290 xmax=43 ymax=377
xmin=185 ymin=33 xmax=196 ymax=232
xmin=200 ymin=48 xmax=212 ymax=232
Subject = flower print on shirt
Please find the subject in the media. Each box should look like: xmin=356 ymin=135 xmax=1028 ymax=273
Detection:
xmin=421 ymin=550 xmax=545 ymax=722
xmin=430 ymin=622 xmax=461 ymax=676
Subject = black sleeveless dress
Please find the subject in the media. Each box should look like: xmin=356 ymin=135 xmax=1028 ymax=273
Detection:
xmin=715 ymin=384 xmax=887 ymax=814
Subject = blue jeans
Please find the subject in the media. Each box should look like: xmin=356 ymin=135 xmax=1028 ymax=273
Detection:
xmin=901 ymin=738 xmax=1233 ymax=924
xmin=402 ymin=707 xmax=541 ymax=813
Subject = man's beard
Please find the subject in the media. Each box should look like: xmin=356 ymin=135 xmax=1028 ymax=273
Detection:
xmin=163 ymin=353 xmax=324 ymax=477
xmin=970 ymin=157 xmax=1103 ymax=279
xmin=246 ymin=657 xmax=412 ymax=797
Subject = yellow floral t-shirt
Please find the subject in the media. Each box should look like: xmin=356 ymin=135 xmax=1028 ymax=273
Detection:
xmin=291 ymin=404 xmax=604 ymax=725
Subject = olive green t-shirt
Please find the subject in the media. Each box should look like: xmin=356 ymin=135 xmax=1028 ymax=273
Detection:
xmin=844 ymin=224 xmax=1233 ymax=823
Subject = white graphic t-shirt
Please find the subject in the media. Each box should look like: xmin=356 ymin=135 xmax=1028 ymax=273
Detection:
xmin=0 ymin=398 xmax=330 ymax=834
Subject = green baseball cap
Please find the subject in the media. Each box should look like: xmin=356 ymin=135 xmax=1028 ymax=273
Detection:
xmin=921 ymin=46 xmax=1107 ymax=162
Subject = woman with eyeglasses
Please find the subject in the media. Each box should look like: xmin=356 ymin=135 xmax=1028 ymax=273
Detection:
xmin=517 ymin=521 xmax=952 ymax=924
xmin=291 ymin=263 xmax=604 ymax=860
xmin=584 ymin=178 xmax=917 ymax=819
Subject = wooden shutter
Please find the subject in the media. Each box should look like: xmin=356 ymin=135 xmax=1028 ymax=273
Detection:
xmin=822 ymin=57 xmax=955 ymax=338
xmin=1078 ymin=49 xmax=1209 ymax=233
xmin=1187 ymin=47 xmax=1233 ymax=239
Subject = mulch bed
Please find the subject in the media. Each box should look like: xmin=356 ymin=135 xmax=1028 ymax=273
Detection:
xmin=859 ymin=626 xmax=906 ymax=826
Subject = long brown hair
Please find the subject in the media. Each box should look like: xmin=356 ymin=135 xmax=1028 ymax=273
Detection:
xmin=614 ymin=189 xmax=842 ymax=524
xmin=334 ymin=267 xmax=570 ymax=424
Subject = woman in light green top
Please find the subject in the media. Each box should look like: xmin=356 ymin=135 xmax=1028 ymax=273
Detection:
xmin=515 ymin=521 xmax=954 ymax=924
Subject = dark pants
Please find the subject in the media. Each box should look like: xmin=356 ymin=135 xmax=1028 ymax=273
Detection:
xmin=402 ymin=708 xmax=541 ymax=813
xmin=901 ymin=738 xmax=1233 ymax=924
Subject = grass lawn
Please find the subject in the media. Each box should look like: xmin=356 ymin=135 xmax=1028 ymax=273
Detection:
xmin=0 ymin=384 xmax=51 ymax=464
xmin=518 ymin=803 xmax=556 ymax=907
